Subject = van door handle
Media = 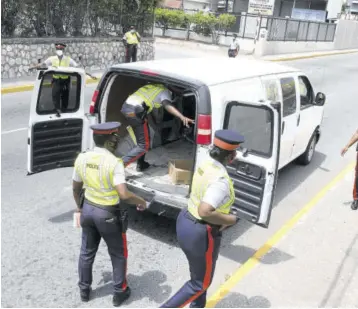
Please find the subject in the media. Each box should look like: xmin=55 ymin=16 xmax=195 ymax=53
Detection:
xmin=297 ymin=115 xmax=300 ymax=126
xmin=282 ymin=121 xmax=285 ymax=134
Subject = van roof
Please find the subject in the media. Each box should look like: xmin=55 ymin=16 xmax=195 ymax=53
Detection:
xmin=112 ymin=57 xmax=300 ymax=86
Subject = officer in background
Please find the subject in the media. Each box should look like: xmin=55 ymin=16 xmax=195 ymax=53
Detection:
xmin=228 ymin=34 xmax=240 ymax=58
xmin=120 ymin=83 xmax=194 ymax=171
xmin=160 ymin=129 xmax=244 ymax=308
xmin=29 ymin=43 xmax=97 ymax=116
xmin=72 ymin=122 xmax=148 ymax=306
xmin=122 ymin=26 xmax=141 ymax=63
xmin=341 ymin=128 xmax=358 ymax=210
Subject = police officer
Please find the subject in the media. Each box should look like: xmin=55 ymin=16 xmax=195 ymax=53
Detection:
xmin=228 ymin=34 xmax=240 ymax=58
xmin=122 ymin=26 xmax=141 ymax=63
xmin=29 ymin=43 xmax=97 ymax=116
xmin=341 ymin=128 xmax=358 ymax=210
xmin=120 ymin=83 xmax=194 ymax=171
xmin=72 ymin=122 xmax=148 ymax=306
xmin=160 ymin=129 xmax=244 ymax=308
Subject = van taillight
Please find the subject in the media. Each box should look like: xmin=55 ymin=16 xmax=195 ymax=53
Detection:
xmin=196 ymin=114 xmax=212 ymax=145
xmin=89 ymin=90 xmax=99 ymax=114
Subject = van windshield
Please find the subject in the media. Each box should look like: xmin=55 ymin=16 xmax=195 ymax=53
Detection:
xmin=224 ymin=102 xmax=273 ymax=158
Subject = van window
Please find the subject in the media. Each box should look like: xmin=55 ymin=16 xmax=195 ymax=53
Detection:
xmin=262 ymin=79 xmax=279 ymax=102
xmin=280 ymin=77 xmax=296 ymax=117
xmin=298 ymin=76 xmax=314 ymax=109
xmin=224 ymin=102 xmax=273 ymax=158
xmin=36 ymin=72 xmax=81 ymax=115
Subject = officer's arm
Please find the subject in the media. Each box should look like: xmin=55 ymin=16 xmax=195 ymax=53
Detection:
xmin=122 ymin=34 xmax=128 ymax=46
xmin=115 ymin=184 xmax=146 ymax=207
xmin=73 ymin=180 xmax=83 ymax=210
xmin=341 ymin=129 xmax=358 ymax=156
xmin=198 ymin=203 xmax=236 ymax=226
xmin=29 ymin=58 xmax=50 ymax=70
xmin=164 ymin=102 xmax=194 ymax=127
xmin=113 ymin=161 xmax=146 ymax=207
xmin=198 ymin=180 xmax=237 ymax=226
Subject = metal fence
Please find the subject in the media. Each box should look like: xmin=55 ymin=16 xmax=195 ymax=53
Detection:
xmin=263 ymin=16 xmax=337 ymax=42
xmin=154 ymin=8 xmax=337 ymax=42
xmin=1 ymin=2 xmax=155 ymax=38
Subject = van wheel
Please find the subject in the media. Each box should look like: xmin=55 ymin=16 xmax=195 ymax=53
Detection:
xmin=297 ymin=133 xmax=317 ymax=165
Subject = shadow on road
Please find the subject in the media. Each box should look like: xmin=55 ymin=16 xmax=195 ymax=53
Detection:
xmin=214 ymin=291 xmax=271 ymax=308
xmin=92 ymin=270 xmax=172 ymax=305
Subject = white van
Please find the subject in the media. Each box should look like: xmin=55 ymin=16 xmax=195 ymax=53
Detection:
xmin=27 ymin=57 xmax=326 ymax=229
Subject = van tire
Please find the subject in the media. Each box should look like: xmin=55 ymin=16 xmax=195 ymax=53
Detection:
xmin=296 ymin=133 xmax=317 ymax=165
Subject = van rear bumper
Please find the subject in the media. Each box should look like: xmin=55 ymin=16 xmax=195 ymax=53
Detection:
xmin=126 ymin=182 xmax=188 ymax=219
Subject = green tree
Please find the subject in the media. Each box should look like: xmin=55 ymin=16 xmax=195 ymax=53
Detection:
xmin=154 ymin=8 xmax=185 ymax=36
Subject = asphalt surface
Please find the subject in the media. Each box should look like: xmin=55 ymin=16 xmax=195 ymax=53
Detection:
xmin=1 ymin=46 xmax=358 ymax=307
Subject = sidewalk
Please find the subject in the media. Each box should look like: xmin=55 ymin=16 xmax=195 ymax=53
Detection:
xmin=2 ymin=45 xmax=358 ymax=93
xmin=208 ymin=168 xmax=358 ymax=308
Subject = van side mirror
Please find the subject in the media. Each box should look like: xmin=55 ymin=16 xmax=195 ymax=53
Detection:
xmin=314 ymin=92 xmax=326 ymax=106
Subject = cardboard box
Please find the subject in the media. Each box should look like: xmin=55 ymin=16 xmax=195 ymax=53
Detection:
xmin=169 ymin=159 xmax=193 ymax=185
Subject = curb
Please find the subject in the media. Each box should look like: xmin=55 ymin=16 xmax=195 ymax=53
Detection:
xmin=2 ymin=49 xmax=358 ymax=94
xmin=267 ymin=49 xmax=358 ymax=62
xmin=1 ymin=76 xmax=100 ymax=95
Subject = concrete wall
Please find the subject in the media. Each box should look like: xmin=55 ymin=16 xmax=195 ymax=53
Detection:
xmin=1 ymin=37 xmax=155 ymax=79
xmin=255 ymin=19 xmax=358 ymax=56
xmin=334 ymin=19 xmax=358 ymax=49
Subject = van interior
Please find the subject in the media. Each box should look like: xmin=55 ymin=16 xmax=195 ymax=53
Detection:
xmin=102 ymin=73 xmax=197 ymax=198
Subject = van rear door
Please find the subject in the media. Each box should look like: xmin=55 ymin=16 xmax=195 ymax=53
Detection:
xmin=223 ymin=100 xmax=281 ymax=228
xmin=27 ymin=67 xmax=95 ymax=175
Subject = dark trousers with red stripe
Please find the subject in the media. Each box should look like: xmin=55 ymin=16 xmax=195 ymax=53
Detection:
xmin=78 ymin=202 xmax=128 ymax=293
xmin=354 ymin=152 xmax=358 ymax=201
xmin=161 ymin=209 xmax=222 ymax=308
xmin=122 ymin=111 xmax=150 ymax=166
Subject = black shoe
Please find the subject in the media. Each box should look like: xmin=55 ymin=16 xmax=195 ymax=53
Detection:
xmin=351 ymin=200 xmax=358 ymax=210
xmin=136 ymin=161 xmax=150 ymax=172
xmin=113 ymin=287 xmax=131 ymax=307
xmin=80 ymin=288 xmax=91 ymax=302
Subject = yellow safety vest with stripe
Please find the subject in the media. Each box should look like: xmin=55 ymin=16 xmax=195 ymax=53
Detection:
xmin=125 ymin=31 xmax=140 ymax=45
xmin=50 ymin=56 xmax=71 ymax=79
xmin=75 ymin=151 xmax=124 ymax=206
xmin=188 ymin=159 xmax=235 ymax=220
xmin=132 ymin=84 xmax=167 ymax=113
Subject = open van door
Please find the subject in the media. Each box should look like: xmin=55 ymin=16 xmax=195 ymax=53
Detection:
xmin=27 ymin=67 xmax=93 ymax=175
xmin=223 ymin=100 xmax=281 ymax=228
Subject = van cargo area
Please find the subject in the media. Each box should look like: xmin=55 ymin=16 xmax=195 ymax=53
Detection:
xmin=102 ymin=73 xmax=197 ymax=199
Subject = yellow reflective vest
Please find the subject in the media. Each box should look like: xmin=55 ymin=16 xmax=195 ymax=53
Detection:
xmin=50 ymin=56 xmax=71 ymax=79
xmin=124 ymin=31 xmax=140 ymax=45
xmin=132 ymin=84 xmax=167 ymax=113
xmin=188 ymin=159 xmax=235 ymax=220
xmin=74 ymin=151 xmax=124 ymax=206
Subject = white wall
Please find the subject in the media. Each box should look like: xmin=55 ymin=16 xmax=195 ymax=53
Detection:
xmin=254 ymin=19 xmax=358 ymax=56
xmin=333 ymin=19 xmax=358 ymax=49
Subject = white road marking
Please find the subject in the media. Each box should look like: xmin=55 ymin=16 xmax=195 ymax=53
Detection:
xmin=2 ymin=127 xmax=27 ymax=135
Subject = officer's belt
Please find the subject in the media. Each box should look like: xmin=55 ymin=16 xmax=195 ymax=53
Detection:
xmin=184 ymin=209 xmax=221 ymax=230
xmin=84 ymin=198 xmax=121 ymax=214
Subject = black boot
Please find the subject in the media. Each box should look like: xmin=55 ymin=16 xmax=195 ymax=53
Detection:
xmin=136 ymin=155 xmax=150 ymax=172
xmin=113 ymin=287 xmax=131 ymax=307
xmin=80 ymin=288 xmax=91 ymax=302
xmin=351 ymin=200 xmax=358 ymax=210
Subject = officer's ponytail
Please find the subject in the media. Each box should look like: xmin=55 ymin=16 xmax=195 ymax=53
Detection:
xmin=209 ymin=146 xmax=234 ymax=165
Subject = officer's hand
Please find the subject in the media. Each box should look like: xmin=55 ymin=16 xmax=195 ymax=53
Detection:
xmin=91 ymin=75 xmax=98 ymax=80
xmin=341 ymin=146 xmax=349 ymax=157
xmin=136 ymin=203 xmax=146 ymax=211
xmin=181 ymin=117 xmax=195 ymax=128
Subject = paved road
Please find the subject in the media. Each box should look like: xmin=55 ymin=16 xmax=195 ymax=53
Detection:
xmin=1 ymin=48 xmax=358 ymax=308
